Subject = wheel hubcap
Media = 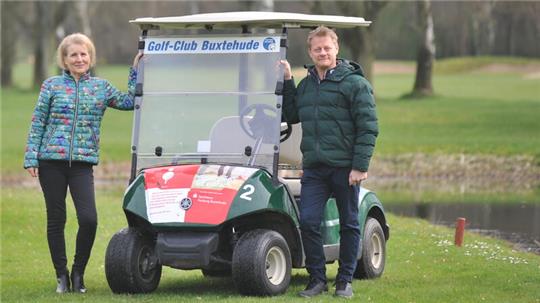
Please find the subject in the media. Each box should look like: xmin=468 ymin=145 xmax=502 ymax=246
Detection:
xmin=370 ymin=232 xmax=383 ymax=269
xmin=139 ymin=246 xmax=157 ymax=281
xmin=265 ymin=246 xmax=286 ymax=285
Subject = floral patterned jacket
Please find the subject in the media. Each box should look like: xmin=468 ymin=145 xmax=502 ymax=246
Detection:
xmin=24 ymin=68 xmax=136 ymax=168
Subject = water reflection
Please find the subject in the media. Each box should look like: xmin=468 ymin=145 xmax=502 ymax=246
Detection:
xmin=385 ymin=203 xmax=540 ymax=255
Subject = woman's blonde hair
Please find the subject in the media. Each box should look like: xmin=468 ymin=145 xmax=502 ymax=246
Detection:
xmin=307 ymin=26 xmax=339 ymax=49
xmin=56 ymin=33 xmax=96 ymax=70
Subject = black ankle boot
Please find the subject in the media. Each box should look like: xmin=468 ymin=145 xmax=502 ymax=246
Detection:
xmin=56 ymin=272 xmax=70 ymax=293
xmin=70 ymin=271 xmax=87 ymax=293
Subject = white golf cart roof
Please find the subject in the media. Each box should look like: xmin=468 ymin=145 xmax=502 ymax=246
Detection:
xmin=130 ymin=11 xmax=371 ymax=30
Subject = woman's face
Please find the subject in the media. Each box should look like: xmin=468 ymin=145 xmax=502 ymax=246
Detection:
xmin=64 ymin=43 xmax=91 ymax=79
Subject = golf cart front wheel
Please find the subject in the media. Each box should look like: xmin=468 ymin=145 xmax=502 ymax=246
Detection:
xmin=232 ymin=229 xmax=291 ymax=296
xmin=354 ymin=217 xmax=386 ymax=279
xmin=105 ymin=228 xmax=162 ymax=293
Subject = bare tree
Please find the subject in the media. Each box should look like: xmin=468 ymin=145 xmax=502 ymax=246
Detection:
xmin=408 ymin=0 xmax=435 ymax=98
xmin=239 ymin=0 xmax=274 ymax=12
xmin=76 ymin=0 xmax=92 ymax=37
xmin=470 ymin=1 xmax=496 ymax=56
xmin=259 ymin=0 xmax=274 ymax=12
xmin=334 ymin=1 xmax=388 ymax=82
xmin=1 ymin=2 xmax=17 ymax=86
xmin=33 ymin=1 xmax=51 ymax=87
xmin=32 ymin=1 xmax=71 ymax=86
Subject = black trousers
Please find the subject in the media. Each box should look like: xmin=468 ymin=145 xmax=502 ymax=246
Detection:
xmin=38 ymin=160 xmax=97 ymax=277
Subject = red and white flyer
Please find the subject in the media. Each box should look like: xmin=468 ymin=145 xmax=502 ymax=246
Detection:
xmin=144 ymin=165 xmax=257 ymax=224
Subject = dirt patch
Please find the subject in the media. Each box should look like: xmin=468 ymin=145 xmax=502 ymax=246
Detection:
xmin=472 ymin=63 xmax=540 ymax=74
xmin=2 ymin=162 xmax=132 ymax=189
xmin=4 ymin=154 xmax=539 ymax=195
xmin=523 ymin=71 xmax=540 ymax=80
xmin=373 ymin=61 xmax=540 ymax=78
xmin=364 ymin=153 xmax=540 ymax=193
xmin=373 ymin=62 xmax=415 ymax=74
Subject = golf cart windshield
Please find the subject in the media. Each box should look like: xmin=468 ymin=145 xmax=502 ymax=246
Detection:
xmin=134 ymin=34 xmax=284 ymax=171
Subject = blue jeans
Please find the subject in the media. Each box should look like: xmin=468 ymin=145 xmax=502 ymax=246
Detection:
xmin=300 ymin=166 xmax=360 ymax=283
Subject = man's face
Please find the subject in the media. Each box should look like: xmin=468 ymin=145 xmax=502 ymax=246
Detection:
xmin=308 ymin=35 xmax=339 ymax=71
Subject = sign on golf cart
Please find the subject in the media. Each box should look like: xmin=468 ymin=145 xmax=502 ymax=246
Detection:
xmin=145 ymin=36 xmax=280 ymax=53
xmin=144 ymin=165 xmax=258 ymax=224
xmin=105 ymin=11 xmax=388 ymax=297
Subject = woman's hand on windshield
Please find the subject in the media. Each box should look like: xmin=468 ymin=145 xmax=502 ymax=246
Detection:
xmin=133 ymin=53 xmax=144 ymax=68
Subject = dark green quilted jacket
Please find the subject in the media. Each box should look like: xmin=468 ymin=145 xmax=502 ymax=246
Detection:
xmin=282 ymin=59 xmax=378 ymax=172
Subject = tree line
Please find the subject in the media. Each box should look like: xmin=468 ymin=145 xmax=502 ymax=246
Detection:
xmin=2 ymin=1 xmax=539 ymax=96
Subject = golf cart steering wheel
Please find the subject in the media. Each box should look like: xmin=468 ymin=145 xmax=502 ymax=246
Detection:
xmin=239 ymin=104 xmax=292 ymax=143
xmin=280 ymin=122 xmax=292 ymax=143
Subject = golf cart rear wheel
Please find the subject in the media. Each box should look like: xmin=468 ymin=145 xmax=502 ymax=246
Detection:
xmin=232 ymin=229 xmax=291 ymax=296
xmin=354 ymin=218 xmax=386 ymax=279
xmin=105 ymin=228 xmax=162 ymax=293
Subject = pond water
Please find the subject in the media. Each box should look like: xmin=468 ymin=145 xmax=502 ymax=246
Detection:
xmin=385 ymin=203 xmax=540 ymax=255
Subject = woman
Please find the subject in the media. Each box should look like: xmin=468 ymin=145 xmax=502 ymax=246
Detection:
xmin=24 ymin=33 xmax=142 ymax=293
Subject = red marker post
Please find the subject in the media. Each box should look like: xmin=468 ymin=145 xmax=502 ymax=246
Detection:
xmin=454 ymin=217 xmax=466 ymax=247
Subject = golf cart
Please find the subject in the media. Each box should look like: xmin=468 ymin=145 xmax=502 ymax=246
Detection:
xmin=105 ymin=11 xmax=389 ymax=296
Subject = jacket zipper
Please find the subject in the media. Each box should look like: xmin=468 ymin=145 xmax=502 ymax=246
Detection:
xmin=69 ymin=81 xmax=80 ymax=167
xmin=314 ymin=76 xmax=321 ymax=162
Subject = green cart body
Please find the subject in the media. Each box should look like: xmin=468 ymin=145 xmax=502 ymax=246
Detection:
xmin=105 ymin=11 xmax=389 ymax=296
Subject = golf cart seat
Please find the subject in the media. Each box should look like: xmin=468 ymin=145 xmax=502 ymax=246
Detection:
xmin=279 ymin=123 xmax=302 ymax=168
xmin=278 ymin=123 xmax=303 ymax=197
xmin=279 ymin=176 xmax=301 ymax=198
xmin=209 ymin=116 xmax=256 ymax=153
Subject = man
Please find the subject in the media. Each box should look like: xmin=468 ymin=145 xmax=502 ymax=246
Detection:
xmin=280 ymin=26 xmax=378 ymax=298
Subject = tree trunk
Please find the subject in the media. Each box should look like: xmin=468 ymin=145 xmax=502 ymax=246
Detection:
xmin=410 ymin=0 xmax=435 ymax=97
xmin=259 ymin=0 xmax=274 ymax=12
xmin=33 ymin=1 xmax=51 ymax=87
xmin=1 ymin=2 xmax=17 ymax=87
xmin=76 ymin=0 xmax=92 ymax=37
xmin=335 ymin=1 xmax=387 ymax=83
xmin=471 ymin=1 xmax=496 ymax=55
xmin=340 ymin=26 xmax=374 ymax=81
xmin=357 ymin=27 xmax=376 ymax=83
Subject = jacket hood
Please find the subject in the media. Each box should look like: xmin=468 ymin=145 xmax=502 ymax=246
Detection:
xmin=305 ymin=58 xmax=365 ymax=82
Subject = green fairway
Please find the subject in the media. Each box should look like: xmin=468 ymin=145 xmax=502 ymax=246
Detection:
xmin=364 ymin=61 xmax=540 ymax=156
xmin=3 ymin=59 xmax=539 ymax=175
xmin=1 ymin=187 xmax=539 ymax=302
xmin=376 ymin=83 xmax=540 ymax=155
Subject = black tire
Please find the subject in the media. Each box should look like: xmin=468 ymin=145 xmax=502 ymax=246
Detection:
xmin=232 ymin=229 xmax=291 ymax=296
xmin=105 ymin=228 xmax=162 ymax=293
xmin=354 ymin=218 xmax=386 ymax=279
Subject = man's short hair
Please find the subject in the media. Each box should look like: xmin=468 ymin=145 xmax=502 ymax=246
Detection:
xmin=307 ymin=26 xmax=339 ymax=49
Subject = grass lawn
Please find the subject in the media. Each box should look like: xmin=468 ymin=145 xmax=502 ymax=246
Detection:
xmin=374 ymin=73 xmax=540 ymax=156
xmin=1 ymin=187 xmax=539 ymax=302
